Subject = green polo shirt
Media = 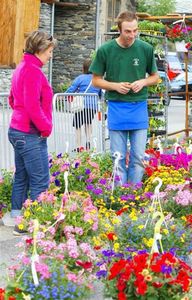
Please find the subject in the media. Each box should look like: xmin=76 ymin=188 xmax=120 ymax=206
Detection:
xmin=90 ymin=38 xmax=157 ymax=102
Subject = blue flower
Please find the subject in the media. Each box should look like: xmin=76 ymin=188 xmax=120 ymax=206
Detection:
xmin=75 ymin=162 xmax=79 ymax=168
xmin=52 ymin=171 xmax=60 ymax=176
xmin=55 ymin=179 xmax=61 ymax=186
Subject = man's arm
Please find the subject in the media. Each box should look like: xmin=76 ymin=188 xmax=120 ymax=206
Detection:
xmin=92 ymin=74 xmax=131 ymax=95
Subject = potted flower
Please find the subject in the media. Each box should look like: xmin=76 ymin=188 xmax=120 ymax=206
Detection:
xmin=101 ymin=251 xmax=192 ymax=300
xmin=166 ymin=24 xmax=192 ymax=52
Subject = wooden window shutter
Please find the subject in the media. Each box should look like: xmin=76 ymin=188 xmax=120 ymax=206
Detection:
xmin=0 ymin=0 xmax=41 ymax=67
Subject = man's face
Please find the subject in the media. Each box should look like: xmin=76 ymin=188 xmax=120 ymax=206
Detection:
xmin=119 ymin=20 xmax=138 ymax=47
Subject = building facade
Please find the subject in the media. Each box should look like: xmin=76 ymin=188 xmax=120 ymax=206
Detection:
xmin=0 ymin=0 xmax=134 ymax=92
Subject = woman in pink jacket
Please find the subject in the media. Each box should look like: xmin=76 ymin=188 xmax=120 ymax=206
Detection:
xmin=8 ymin=31 xmax=57 ymax=235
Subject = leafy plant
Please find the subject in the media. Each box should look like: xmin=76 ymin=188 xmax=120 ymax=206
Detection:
xmin=136 ymin=0 xmax=176 ymax=16
xmin=0 ymin=169 xmax=13 ymax=215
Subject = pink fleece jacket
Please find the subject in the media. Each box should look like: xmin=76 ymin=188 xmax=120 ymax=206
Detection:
xmin=9 ymin=53 xmax=53 ymax=137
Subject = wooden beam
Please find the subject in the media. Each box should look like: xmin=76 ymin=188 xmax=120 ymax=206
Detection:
xmin=138 ymin=14 xmax=192 ymax=25
xmin=41 ymin=0 xmax=59 ymax=3
xmin=41 ymin=0 xmax=90 ymax=9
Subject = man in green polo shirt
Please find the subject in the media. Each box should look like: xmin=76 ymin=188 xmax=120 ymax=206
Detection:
xmin=90 ymin=10 xmax=159 ymax=184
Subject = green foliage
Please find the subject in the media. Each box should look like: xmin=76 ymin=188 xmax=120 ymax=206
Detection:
xmin=138 ymin=20 xmax=165 ymax=32
xmin=136 ymin=0 xmax=176 ymax=16
xmin=0 ymin=169 xmax=13 ymax=211
xmin=56 ymin=82 xmax=70 ymax=93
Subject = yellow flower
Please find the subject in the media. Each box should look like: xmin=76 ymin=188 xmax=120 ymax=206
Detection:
xmin=24 ymin=210 xmax=31 ymax=218
xmin=92 ymin=236 xmax=101 ymax=246
xmin=18 ymin=224 xmax=24 ymax=230
xmin=32 ymin=201 xmax=38 ymax=206
xmin=162 ymin=229 xmax=169 ymax=235
xmin=138 ymin=225 xmax=144 ymax=230
xmin=143 ymin=237 xmax=154 ymax=247
xmin=181 ymin=216 xmax=187 ymax=221
xmin=142 ymin=269 xmax=149 ymax=276
xmin=114 ymin=242 xmax=120 ymax=252
xmin=87 ymin=219 xmax=93 ymax=225
xmin=111 ymin=217 xmax=121 ymax=225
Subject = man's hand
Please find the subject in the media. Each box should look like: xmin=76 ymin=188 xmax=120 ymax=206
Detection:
xmin=130 ymin=79 xmax=145 ymax=93
xmin=115 ymin=82 xmax=131 ymax=94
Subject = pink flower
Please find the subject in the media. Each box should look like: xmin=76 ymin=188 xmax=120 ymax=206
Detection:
xmin=67 ymin=273 xmax=78 ymax=282
xmin=74 ymin=227 xmax=83 ymax=235
xmin=23 ymin=199 xmax=32 ymax=208
xmin=88 ymin=161 xmax=99 ymax=168
xmin=175 ymin=190 xmax=192 ymax=206
xmin=66 ymin=238 xmax=79 ymax=258
xmin=35 ymin=262 xmax=51 ymax=279
xmin=22 ymin=256 xmax=31 ymax=265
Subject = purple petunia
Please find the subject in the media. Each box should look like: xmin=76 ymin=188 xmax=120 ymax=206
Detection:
xmin=85 ymin=168 xmax=91 ymax=175
xmin=161 ymin=265 xmax=172 ymax=274
xmin=86 ymin=184 xmax=94 ymax=191
xmin=120 ymin=194 xmax=135 ymax=201
xmin=52 ymin=171 xmax=60 ymax=177
xmin=99 ymin=178 xmax=107 ymax=185
xmin=96 ymin=270 xmax=107 ymax=279
xmin=93 ymin=188 xmax=103 ymax=195
xmin=102 ymin=249 xmax=115 ymax=257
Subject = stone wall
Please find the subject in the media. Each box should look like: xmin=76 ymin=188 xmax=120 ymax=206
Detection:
xmin=52 ymin=0 xmax=97 ymax=91
xmin=0 ymin=69 xmax=12 ymax=93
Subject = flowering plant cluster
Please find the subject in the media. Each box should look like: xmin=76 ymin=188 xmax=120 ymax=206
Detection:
xmin=17 ymin=191 xmax=99 ymax=243
xmin=100 ymin=251 xmax=192 ymax=300
xmin=166 ymin=24 xmax=192 ymax=44
xmin=2 ymin=191 xmax=100 ymax=299
xmin=143 ymin=165 xmax=190 ymax=192
xmin=162 ymin=183 xmax=192 ymax=218
xmin=49 ymin=151 xmax=113 ymax=193
xmin=112 ymin=210 xmax=192 ymax=260
xmin=0 ymin=136 xmax=192 ymax=300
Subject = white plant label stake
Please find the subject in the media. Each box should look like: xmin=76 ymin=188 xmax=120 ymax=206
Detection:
xmin=31 ymin=219 xmax=39 ymax=286
xmin=111 ymin=151 xmax=122 ymax=194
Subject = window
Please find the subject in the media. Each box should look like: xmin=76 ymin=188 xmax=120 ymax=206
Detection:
xmin=106 ymin=0 xmax=121 ymax=32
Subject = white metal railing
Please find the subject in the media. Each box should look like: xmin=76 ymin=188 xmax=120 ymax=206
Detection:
xmin=0 ymin=92 xmax=106 ymax=174
xmin=52 ymin=93 xmax=104 ymax=154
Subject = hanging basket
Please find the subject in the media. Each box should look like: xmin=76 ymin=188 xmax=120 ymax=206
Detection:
xmin=175 ymin=40 xmax=188 ymax=52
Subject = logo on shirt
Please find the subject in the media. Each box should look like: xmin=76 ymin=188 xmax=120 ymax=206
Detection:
xmin=133 ymin=58 xmax=139 ymax=66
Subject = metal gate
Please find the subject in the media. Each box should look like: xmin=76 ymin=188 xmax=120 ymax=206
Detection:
xmin=52 ymin=93 xmax=105 ymax=154
xmin=0 ymin=92 xmax=106 ymax=173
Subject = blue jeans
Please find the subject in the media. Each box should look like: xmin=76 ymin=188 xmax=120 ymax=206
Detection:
xmin=8 ymin=128 xmax=50 ymax=217
xmin=109 ymin=129 xmax=147 ymax=184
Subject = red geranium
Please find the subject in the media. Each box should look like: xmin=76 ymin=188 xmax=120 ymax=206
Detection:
xmin=76 ymin=260 xmax=92 ymax=269
xmin=106 ymin=232 xmax=116 ymax=241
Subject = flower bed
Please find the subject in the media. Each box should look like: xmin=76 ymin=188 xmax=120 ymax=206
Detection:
xmin=0 ymin=137 xmax=192 ymax=299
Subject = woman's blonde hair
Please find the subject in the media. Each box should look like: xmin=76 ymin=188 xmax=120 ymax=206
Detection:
xmin=24 ymin=30 xmax=57 ymax=54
